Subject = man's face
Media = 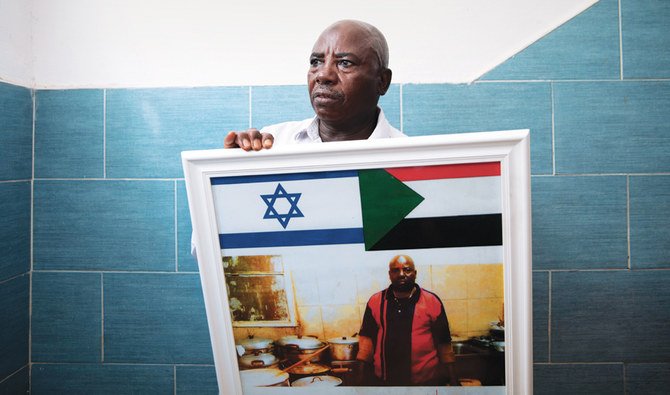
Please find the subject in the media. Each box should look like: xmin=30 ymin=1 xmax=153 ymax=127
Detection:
xmin=388 ymin=258 xmax=417 ymax=292
xmin=307 ymin=24 xmax=386 ymax=126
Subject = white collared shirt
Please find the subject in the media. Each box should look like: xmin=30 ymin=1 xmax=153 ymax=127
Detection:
xmin=261 ymin=108 xmax=405 ymax=144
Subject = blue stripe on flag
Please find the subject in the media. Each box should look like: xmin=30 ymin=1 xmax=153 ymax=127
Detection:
xmin=211 ymin=170 xmax=358 ymax=185
xmin=219 ymin=228 xmax=364 ymax=248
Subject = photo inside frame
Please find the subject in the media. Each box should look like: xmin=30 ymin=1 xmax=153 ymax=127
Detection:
xmin=211 ymin=162 xmax=508 ymax=391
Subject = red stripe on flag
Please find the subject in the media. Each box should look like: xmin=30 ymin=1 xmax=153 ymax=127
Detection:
xmin=386 ymin=162 xmax=500 ymax=181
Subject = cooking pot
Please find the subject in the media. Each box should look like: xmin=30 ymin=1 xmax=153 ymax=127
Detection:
xmin=276 ymin=335 xmax=326 ymax=363
xmin=239 ymin=368 xmax=290 ymax=387
xmin=236 ymin=335 xmax=274 ymax=355
xmin=287 ymin=361 xmax=331 ymax=382
xmin=238 ymin=352 xmax=280 ymax=370
xmin=328 ymin=336 xmax=359 ymax=361
xmin=291 ymin=375 xmax=342 ymax=387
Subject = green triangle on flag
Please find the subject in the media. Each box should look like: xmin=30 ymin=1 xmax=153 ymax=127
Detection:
xmin=358 ymin=169 xmax=425 ymax=250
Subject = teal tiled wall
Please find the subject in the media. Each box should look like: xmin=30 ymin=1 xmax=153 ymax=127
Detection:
xmin=403 ymin=82 xmax=553 ymax=174
xmin=0 ymin=81 xmax=31 ymax=393
xmin=621 ymin=0 xmax=670 ymax=78
xmin=106 ymin=87 xmax=249 ymax=179
xmin=103 ymin=273 xmax=212 ymax=364
xmin=13 ymin=1 xmax=670 ymax=393
xmin=33 ymin=180 xmax=176 ymax=271
xmin=31 ymin=364 xmax=174 ymax=394
xmin=31 ymin=272 xmax=101 ymax=362
xmin=34 ymin=89 xmax=104 ymax=178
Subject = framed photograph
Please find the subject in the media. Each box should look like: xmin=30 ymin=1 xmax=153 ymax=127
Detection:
xmin=182 ymin=130 xmax=532 ymax=395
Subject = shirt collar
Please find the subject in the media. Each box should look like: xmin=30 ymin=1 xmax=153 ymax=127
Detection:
xmin=293 ymin=107 xmax=393 ymax=143
xmin=385 ymin=284 xmax=421 ymax=301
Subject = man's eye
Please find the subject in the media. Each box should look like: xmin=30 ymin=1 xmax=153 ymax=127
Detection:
xmin=338 ymin=60 xmax=352 ymax=67
xmin=310 ymin=58 xmax=322 ymax=66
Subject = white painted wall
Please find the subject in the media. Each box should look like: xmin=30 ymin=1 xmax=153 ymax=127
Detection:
xmin=0 ymin=0 xmax=33 ymax=86
xmin=27 ymin=0 xmax=597 ymax=88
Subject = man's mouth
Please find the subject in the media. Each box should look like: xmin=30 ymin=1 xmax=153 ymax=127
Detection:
xmin=312 ymin=90 xmax=343 ymax=105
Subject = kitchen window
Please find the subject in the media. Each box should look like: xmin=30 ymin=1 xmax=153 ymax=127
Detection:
xmin=222 ymin=255 xmax=297 ymax=327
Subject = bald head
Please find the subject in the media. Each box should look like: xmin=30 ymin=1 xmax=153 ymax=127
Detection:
xmin=388 ymin=254 xmax=415 ymax=269
xmin=320 ymin=20 xmax=390 ymax=70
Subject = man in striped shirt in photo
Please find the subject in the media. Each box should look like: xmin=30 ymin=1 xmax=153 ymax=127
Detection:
xmin=356 ymin=254 xmax=460 ymax=386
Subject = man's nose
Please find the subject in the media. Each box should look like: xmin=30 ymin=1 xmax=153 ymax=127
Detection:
xmin=315 ymin=61 xmax=337 ymax=85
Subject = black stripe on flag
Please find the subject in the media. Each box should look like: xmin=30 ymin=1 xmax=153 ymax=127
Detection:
xmin=368 ymin=214 xmax=503 ymax=251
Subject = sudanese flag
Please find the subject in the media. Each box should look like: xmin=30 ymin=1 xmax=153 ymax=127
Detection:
xmin=359 ymin=162 xmax=502 ymax=250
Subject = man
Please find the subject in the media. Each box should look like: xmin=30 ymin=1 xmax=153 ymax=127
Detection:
xmin=356 ymin=255 xmax=460 ymax=386
xmin=223 ymin=19 xmax=405 ymax=150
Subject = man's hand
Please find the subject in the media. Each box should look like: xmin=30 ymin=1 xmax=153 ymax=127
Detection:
xmin=224 ymin=129 xmax=274 ymax=151
xmin=350 ymin=360 xmax=372 ymax=386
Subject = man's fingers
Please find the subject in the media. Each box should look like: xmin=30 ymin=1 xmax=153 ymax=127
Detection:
xmin=224 ymin=131 xmax=239 ymax=148
xmin=224 ymin=129 xmax=273 ymax=151
xmin=240 ymin=129 xmax=254 ymax=151
xmin=262 ymin=133 xmax=274 ymax=149
xmin=248 ymin=129 xmax=263 ymax=151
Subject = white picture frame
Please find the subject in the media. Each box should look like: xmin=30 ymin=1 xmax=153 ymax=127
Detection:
xmin=182 ymin=130 xmax=532 ymax=395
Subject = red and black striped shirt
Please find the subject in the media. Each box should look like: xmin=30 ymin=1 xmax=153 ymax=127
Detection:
xmin=359 ymin=284 xmax=452 ymax=385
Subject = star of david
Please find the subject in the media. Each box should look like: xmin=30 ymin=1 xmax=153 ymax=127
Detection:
xmin=260 ymin=183 xmax=304 ymax=229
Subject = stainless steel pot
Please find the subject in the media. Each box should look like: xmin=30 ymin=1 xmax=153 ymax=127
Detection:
xmin=239 ymin=368 xmax=290 ymax=387
xmin=238 ymin=352 xmax=280 ymax=370
xmin=291 ymin=375 xmax=342 ymax=387
xmin=287 ymin=362 xmax=331 ymax=382
xmin=236 ymin=335 xmax=274 ymax=355
xmin=276 ymin=335 xmax=326 ymax=364
xmin=328 ymin=336 xmax=359 ymax=361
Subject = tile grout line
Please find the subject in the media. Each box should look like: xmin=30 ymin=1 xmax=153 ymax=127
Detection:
xmin=32 ymin=269 xmax=202 ymax=274
xmin=0 ymin=179 xmax=32 ymax=184
xmin=174 ymin=180 xmax=179 ymax=272
xmin=103 ymin=89 xmax=107 ymax=178
xmin=0 ymin=367 xmax=31 ymax=386
xmin=399 ymin=83 xmax=404 ymax=132
xmin=480 ymin=78 xmax=670 ymax=83
xmin=618 ymin=0 xmax=624 ymax=80
xmin=30 ymin=361 xmax=214 ymax=367
xmin=34 ymin=177 xmax=186 ymax=181
xmin=626 ymin=176 xmax=631 ymax=270
xmin=31 ymin=173 xmax=670 ymax=181
xmin=547 ymin=271 xmax=552 ymax=362
xmin=0 ymin=272 xmax=31 ymax=286
xmin=550 ymin=82 xmax=556 ymax=175
xmin=30 ymin=89 xmax=36 ymax=271
xmin=101 ymin=273 xmax=105 ymax=362
xmin=248 ymin=86 xmax=253 ymax=128
xmin=29 ymin=88 xmax=36 ymax=383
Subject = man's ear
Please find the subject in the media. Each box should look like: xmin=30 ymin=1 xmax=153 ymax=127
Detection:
xmin=378 ymin=68 xmax=392 ymax=96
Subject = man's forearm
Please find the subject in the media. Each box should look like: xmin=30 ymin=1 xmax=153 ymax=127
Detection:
xmin=438 ymin=342 xmax=456 ymax=363
xmin=356 ymin=335 xmax=374 ymax=363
